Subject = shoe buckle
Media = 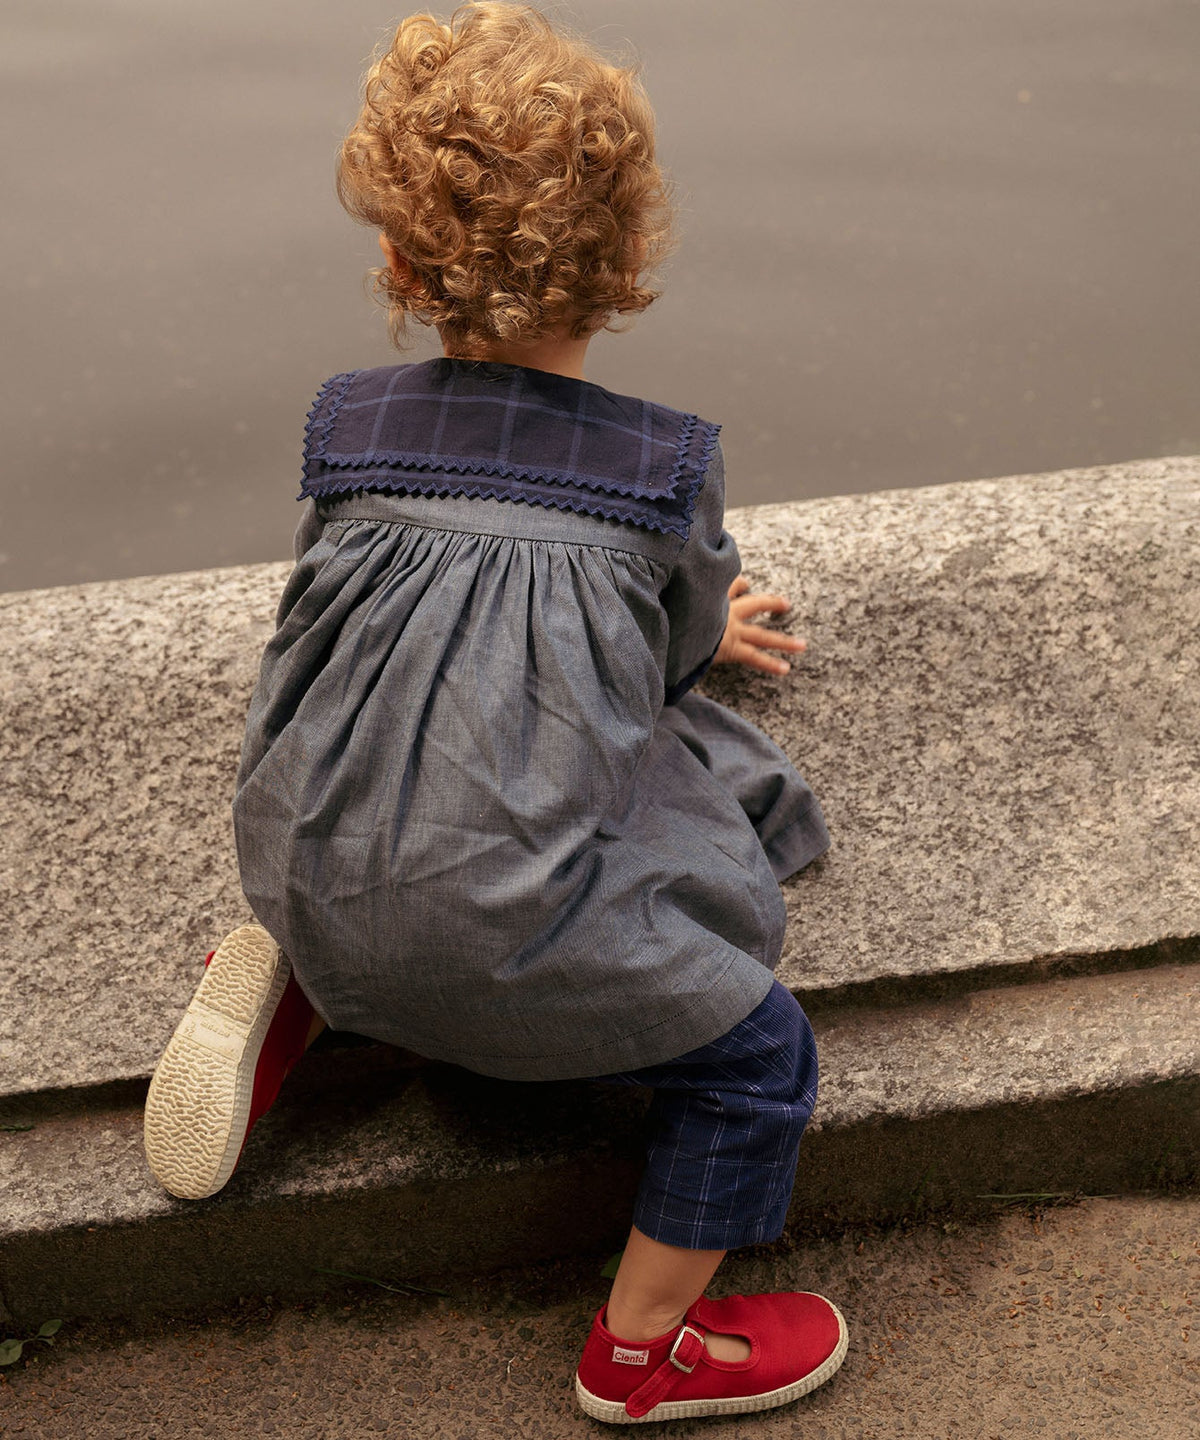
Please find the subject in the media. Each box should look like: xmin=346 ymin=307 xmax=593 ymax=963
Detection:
xmin=668 ymin=1324 xmax=705 ymax=1374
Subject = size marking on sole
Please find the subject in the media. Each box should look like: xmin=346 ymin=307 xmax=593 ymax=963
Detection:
xmin=177 ymin=1007 xmax=250 ymax=1061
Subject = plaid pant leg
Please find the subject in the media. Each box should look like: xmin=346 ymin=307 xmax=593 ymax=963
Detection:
xmin=595 ymin=979 xmax=818 ymax=1250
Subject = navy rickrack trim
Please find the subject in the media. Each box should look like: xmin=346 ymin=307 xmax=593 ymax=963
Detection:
xmin=681 ymin=414 xmax=721 ymax=531
xmin=301 ymin=370 xmax=355 ymax=468
xmin=307 ymin=448 xmax=689 ymax=502
xmin=296 ymin=470 xmax=714 ymax=539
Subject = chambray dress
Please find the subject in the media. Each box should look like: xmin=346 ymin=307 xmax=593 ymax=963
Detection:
xmin=232 ymin=358 xmax=829 ymax=1083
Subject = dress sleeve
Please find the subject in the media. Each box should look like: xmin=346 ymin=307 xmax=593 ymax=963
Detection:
xmin=292 ymin=498 xmax=325 ymax=562
xmin=661 ymin=440 xmax=742 ymax=704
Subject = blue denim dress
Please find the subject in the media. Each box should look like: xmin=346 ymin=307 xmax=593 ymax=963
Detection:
xmin=232 ymin=359 xmax=829 ymax=1081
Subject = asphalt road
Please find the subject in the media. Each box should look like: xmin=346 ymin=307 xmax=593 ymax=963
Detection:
xmin=3 ymin=0 xmax=1198 ymax=591
xmin=1 ymin=1196 xmax=1196 ymax=1437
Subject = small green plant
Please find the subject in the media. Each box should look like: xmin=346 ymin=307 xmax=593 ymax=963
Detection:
xmin=0 ymin=1319 xmax=62 ymax=1366
xmin=600 ymin=1251 xmax=624 ymax=1280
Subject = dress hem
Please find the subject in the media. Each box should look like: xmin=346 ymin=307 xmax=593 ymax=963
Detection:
xmin=764 ymin=810 xmax=831 ymax=883
xmin=359 ymin=961 xmax=780 ymax=1085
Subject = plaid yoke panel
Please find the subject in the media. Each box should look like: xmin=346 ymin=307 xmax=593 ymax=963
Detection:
xmin=595 ymin=980 xmax=819 ymax=1251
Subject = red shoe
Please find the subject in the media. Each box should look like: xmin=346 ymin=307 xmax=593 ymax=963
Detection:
xmin=575 ymin=1291 xmax=848 ymax=1423
xmin=143 ymin=923 xmax=316 ymax=1198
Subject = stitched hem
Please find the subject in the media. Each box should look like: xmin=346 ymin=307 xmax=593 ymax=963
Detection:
xmin=298 ymin=475 xmax=694 ymax=538
xmin=664 ymin=641 xmax=722 ymax=705
xmin=411 ymin=953 xmax=775 ymax=1080
xmin=629 ymin=1204 xmax=792 ymax=1252
xmin=313 ymin=446 xmax=697 ymax=501
xmin=764 ymin=811 xmax=831 ymax=883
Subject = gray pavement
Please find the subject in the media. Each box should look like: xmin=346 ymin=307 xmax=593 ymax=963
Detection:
xmin=2 ymin=1195 xmax=1196 ymax=1438
xmin=4 ymin=0 xmax=1200 ymax=592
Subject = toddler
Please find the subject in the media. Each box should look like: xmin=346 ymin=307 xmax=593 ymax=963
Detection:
xmin=144 ymin=3 xmax=847 ymax=1422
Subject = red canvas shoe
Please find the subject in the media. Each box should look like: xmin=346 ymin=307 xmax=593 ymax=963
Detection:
xmin=143 ymin=923 xmax=316 ymax=1199
xmin=576 ymin=1290 xmax=848 ymax=1424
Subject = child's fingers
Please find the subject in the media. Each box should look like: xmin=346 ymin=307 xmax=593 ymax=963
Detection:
xmin=738 ymin=623 xmax=807 ymax=654
xmin=730 ymin=640 xmax=794 ymax=676
xmin=727 ymin=575 xmax=751 ymax=599
xmin=728 ymin=591 xmax=791 ymax=620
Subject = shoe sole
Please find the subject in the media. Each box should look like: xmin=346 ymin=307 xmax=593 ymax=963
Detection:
xmin=143 ymin=923 xmax=289 ymax=1199
xmin=575 ymin=1300 xmax=849 ymax=1424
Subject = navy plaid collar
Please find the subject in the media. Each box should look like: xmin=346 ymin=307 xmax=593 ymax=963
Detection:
xmin=299 ymin=359 xmax=720 ymax=537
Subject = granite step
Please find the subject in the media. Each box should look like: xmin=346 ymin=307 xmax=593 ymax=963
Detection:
xmin=1 ymin=958 xmax=1196 ymax=1327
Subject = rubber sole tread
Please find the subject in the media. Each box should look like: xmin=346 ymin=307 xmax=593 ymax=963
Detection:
xmin=143 ymin=923 xmax=287 ymax=1200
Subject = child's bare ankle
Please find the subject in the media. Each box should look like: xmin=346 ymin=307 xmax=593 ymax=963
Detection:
xmin=604 ymin=1300 xmax=753 ymax=1362
xmin=604 ymin=1300 xmax=686 ymax=1344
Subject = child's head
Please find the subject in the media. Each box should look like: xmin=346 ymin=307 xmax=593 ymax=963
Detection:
xmin=337 ymin=2 xmax=674 ymax=352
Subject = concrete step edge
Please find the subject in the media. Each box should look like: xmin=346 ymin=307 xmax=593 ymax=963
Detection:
xmin=2 ymin=963 xmax=1196 ymax=1324
xmin=6 ymin=938 xmax=1198 ymax=1110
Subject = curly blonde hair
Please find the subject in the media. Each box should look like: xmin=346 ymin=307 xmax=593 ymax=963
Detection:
xmin=337 ymin=1 xmax=674 ymax=349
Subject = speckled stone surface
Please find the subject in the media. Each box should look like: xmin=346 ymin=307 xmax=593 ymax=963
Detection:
xmin=711 ymin=456 xmax=1200 ymax=994
xmin=1 ymin=563 xmax=287 ymax=1098
xmin=2 ymin=455 xmax=1198 ymax=1098
xmin=2 ymin=1197 xmax=1196 ymax=1439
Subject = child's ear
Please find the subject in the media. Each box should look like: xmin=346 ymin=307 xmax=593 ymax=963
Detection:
xmin=378 ymin=232 xmax=417 ymax=291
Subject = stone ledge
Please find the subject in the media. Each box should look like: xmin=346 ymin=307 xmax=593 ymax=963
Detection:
xmin=2 ymin=963 xmax=1195 ymax=1325
xmin=3 ymin=455 xmax=1198 ymax=1100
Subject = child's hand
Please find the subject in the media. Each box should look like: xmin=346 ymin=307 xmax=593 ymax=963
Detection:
xmin=713 ymin=576 xmax=807 ymax=676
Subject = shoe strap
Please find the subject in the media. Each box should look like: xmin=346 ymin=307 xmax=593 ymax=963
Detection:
xmin=624 ymin=1323 xmax=706 ymax=1419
